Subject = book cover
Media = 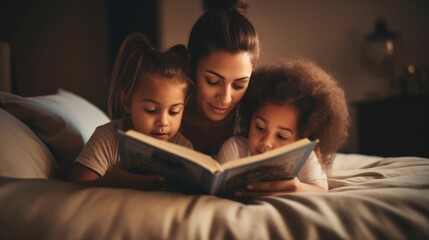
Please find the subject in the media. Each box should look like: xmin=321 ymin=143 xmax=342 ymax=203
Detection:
xmin=118 ymin=130 xmax=317 ymax=196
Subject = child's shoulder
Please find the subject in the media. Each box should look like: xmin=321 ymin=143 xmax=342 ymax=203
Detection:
xmin=90 ymin=119 xmax=125 ymax=138
xmin=173 ymin=133 xmax=194 ymax=149
xmin=95 ymin=118 xmax=123 ymax=130
xmin=217 ymin=135 xmax=250 ymax=163
xmin=225 ymin=135 xmax=248 ymax=147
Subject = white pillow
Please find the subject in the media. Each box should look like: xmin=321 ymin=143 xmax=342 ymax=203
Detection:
xmin=0 ymin=109 xmax=64 ymax=179
xmin=0 ymin=89 xmax=110 ymax=176
xmin=33 ymin=89 xmax=110 ymax=143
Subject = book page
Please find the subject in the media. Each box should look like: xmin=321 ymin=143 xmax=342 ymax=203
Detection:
xmin=221 ymin=138 xmax=312 ymax=170
xmin=122 ymin=138 xmax=216 ymax=194
xmin=124 ymin=130 xmax=221 ymax=173
xmin=216 ymin=140 xmax=316 ymax=196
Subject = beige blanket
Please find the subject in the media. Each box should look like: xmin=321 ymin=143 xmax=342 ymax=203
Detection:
xmin=0 ymin=153 xmax=428 ymax=240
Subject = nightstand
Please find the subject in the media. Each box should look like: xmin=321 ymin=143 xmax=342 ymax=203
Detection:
xmin=355 ymin=94 xmax=429 ymax=158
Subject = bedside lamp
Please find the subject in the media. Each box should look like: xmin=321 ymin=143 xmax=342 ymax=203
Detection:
xmin=360 ymin=17 xmax=403 ymax=80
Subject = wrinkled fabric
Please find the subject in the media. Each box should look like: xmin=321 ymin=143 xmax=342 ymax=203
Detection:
xmin=0 ymin=154 xmax=428 ymax=240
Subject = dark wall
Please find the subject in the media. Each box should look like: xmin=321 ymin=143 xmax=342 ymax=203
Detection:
xmin=107 ymin=0 xmax=159 ymax=70
xmin=0 ymin=0 xmax=159 ymax=113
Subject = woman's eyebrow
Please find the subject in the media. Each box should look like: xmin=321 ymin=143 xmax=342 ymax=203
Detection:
xmin=234 ymin=77 xmax=249 ymax=82
xmin=205 ymin=70 xmax=249 ymax=81
xmin=205 ymin=70 xmax=225 ymax=79
xmin=141 ymin=99 xmax=159 ymax=104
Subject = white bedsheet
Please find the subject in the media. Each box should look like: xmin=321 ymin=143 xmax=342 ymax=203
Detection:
xmin=0 ymin=153 xmax=428 ymax=240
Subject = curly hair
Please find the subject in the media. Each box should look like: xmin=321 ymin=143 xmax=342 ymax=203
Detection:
xmin=241 ymin=58 xmax=350 ymax=171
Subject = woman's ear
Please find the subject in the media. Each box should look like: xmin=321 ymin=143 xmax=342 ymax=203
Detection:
xmin=120 ymin=91 xmax=131 ymax=114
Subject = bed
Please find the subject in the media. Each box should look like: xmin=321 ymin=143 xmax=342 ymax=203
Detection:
xmin=0 ymin=90 xmax=428 ymax=240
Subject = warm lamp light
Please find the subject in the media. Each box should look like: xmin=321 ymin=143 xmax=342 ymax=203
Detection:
xmin=361 ymin=17 xmax=403 ymax=79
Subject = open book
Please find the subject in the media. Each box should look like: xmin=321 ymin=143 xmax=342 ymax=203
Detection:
xmin=118 ymin=130 xmax=318 ymax=197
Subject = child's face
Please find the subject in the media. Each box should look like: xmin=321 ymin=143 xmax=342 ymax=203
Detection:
xmin=248 ymin=102 xmax=298 ymax=155
xmin=124 ymin=76 xmax=186 ymax=141
xmin=194 ymin=51 xmax=253 ymax=121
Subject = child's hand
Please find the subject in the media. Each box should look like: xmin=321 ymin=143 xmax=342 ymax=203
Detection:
xmin=233 ymin=177 xmax=328 ymax=202
xmin=70 ymin=163 xmax=166 ymax=190
xmin=102 ymin=166 xmax=167 ymax=191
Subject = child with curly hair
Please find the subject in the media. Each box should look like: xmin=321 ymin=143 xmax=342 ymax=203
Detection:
xmin=218 ymin=58 xmax=350 ymax=200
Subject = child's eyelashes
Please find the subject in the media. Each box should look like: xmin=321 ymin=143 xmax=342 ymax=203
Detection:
xmin=168 ymin=110 xmax=181 ymax=116
xmin=144 ymin=108 xmax=156 ymax=114
xmin=253 ymin=123 xmax=291 ymax=141
xmin=255 ymin=124 xmax=265 ymax=132
xmin=169 ymin=106 xmax=184 ymax=116
xmin=277 ymin=134 xmax=289 ymax=141
xmin=143 ymin=108 xmax=182 ymax=116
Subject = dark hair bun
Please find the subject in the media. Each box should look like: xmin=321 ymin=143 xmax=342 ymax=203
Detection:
xmin=168 ymin=44 xmax=188 ymax=57
xmin=202 ymin=0 xmax=250 ymax=14
xmin=168 ymin=44 xmax=190 ymax=70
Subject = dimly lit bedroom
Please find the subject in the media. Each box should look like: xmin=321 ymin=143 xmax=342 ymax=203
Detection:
xmin=1 ymin=0 xmax=428 ymax=239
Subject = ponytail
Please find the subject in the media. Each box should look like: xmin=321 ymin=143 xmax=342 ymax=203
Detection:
xmin=202 ymin=0 xmax=250 ymax=14
xmin=108 ymin=33 xmax=192 ymax=120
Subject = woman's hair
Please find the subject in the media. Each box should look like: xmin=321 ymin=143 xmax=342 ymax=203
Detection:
xmin=108 ymin=33 xmax=193 ymax=120
xmin=187 ymin=0 xmax=260 ymax=77
xmin=241 ymin=58 xmax=350 ymax=171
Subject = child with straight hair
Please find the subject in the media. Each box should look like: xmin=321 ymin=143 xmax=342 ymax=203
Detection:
xmin=218 ymin=58 xmax=350 ymax=200
xmin=69 ymin=33 xmax=193 ymax=190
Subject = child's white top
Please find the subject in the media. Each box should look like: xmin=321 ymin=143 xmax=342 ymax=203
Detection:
xmin=217 ymin=136 xmax=326 ymax=184
xmin=75 ymin=119 xmax=193 ymax=177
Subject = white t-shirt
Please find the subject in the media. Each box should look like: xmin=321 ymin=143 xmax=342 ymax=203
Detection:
xmin=217 ymin=136 xmax=326 ymax=184
xmin=75 ymin=119 xmax=193 ymax=176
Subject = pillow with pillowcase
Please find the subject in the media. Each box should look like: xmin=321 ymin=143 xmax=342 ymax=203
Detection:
xmin=0 ymin=89 xmax=110 ymax=176
xmin=0 ymin=109 xmax=64 ymax=179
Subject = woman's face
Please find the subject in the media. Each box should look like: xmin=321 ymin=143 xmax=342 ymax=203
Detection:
xmin=194 ymin=51 xmax=253 ymax=121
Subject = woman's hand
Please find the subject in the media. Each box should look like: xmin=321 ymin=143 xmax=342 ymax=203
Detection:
xmin=233 ymin=177 xmax=328 ymax=202
xmin=69 ymin=163 xmax=167 ymax=191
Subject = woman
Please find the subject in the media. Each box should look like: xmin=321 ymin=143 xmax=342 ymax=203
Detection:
xmin=182 ymin=0 xmax=260 ymax=156
xmin=70 ymin=0 xmax=260 ymax=192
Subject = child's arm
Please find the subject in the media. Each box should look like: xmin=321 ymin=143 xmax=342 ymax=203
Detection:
xmin=68 ymin=122 xmax=166 ymax=190
xmin=69 ymin=163 xmax=166 ymax=190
